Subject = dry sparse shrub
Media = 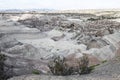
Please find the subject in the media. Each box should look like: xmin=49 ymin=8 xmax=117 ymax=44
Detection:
xmin=48 ymin=56 xmax=72 ymax=75
xmin=48 ymin=55 xmax=93 ymax=76
xmin=78 ymin=55 xmax=90 ymax=74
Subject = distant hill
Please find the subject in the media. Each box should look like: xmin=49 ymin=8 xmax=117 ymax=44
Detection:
xmin=0 ymin=9 xmax=55 ymax=13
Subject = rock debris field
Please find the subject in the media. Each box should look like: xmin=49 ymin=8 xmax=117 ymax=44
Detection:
xmin=0 ymin=10 xmax=120 ymax=80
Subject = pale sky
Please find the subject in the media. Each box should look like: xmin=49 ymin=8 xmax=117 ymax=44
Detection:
xmin=0 ymin=0 xmax=120 ymax=10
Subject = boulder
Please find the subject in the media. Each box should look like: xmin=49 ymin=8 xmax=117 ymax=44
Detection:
xmin=64 ymin=53 xmax=100 ymax=68
xmin=0 ymin=38 xmax=50 ymax=77
xmin=83 ymin=45 xmax=115 ymax=60
xmin=85 ymin=54 xmax=101 ymax=66
xmin=64 ymin=53 xmax=82 ymax=68
xmin=103 ymin=32 xmax=120 ymax=50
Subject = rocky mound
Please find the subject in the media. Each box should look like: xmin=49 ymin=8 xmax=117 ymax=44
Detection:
xmin=0 ymin=12 xmax=120 ymax=80
xmin=18 ymin=15 xmax=66 ymax=32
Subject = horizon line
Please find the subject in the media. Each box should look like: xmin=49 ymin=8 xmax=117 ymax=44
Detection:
xmin=0 ymin=8 xmax=120 ymax=10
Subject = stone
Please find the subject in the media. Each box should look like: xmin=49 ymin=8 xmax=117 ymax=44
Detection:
xmin=85 ymin=54 xmax=101 ymax=66
xmin=64 ymin=53 xmax=100 ymax=68
xmin=64 ymin=53 xmax=82 ymax=68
